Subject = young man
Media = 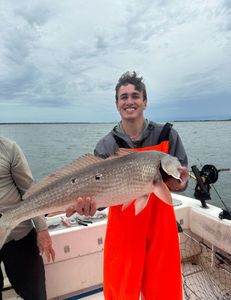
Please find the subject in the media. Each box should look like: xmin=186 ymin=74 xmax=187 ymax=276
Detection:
xmin=93 ymin=71 xmax=188 ymax=300
xmin=0 ymin=137 xmax=55 ymax=300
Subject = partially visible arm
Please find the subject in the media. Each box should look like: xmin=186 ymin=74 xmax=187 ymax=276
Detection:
xmin=11 ymin=141 xmax=55 ymax=261
xmin=168 ymin=128 xmax=188 ymax=167
xmin=37 ymin=230 xmax=55 ymax=262
xmin=167 ymin=129 xmax=189 ymax=192
xmin=11 ymin=142 xmax=47 ymax=229
xmin=165 ymin=166 xmax=188 ymax=192
xmin=10 ymin=141 xmax=33 ymax=194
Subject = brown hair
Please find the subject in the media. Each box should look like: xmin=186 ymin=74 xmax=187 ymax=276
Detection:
xmin=115 ymin=71 xmax=147 ymax=102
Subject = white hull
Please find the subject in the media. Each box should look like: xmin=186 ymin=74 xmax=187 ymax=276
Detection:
xmin=45 ymin=216 xmax=106 ymax=299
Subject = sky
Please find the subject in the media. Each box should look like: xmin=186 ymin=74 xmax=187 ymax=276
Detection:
xmin=0 ymin=0 xmax=231 ymax=123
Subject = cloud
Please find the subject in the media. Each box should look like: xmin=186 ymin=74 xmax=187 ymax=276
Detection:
xmin=0 ymin=0 xmax=230 ymax=121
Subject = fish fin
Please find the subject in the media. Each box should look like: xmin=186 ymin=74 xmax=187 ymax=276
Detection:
xmin=116 ymin=148 xmax=137 ymax=156
xmin=23 ymin=154 xmax=104 ymax=199
xmin=153 ymin=181 xmax=173 ymax=205
xmin=134 ymin=195 xmax=149 ymax=215
xmin=121 ymin=202 xmax=132 ymax=211
xmin=121 ymin=195 xmax=149 ymax=215
xmin=104 ymin=148 xmax=137 ymax=162
xmin=160 ymin=155 xmax=181 ymax=180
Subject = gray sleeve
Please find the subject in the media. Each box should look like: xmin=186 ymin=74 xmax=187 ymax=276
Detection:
xmin=168 ymin=128 xmax=188 ymax=167
xmin=32 ymin=216 xmax=48 ymax=232
xmin=11 ymin=142 xmax=34 ymax=195
xmin=94 ymin=133 xmax=118 ymax=158
xmin=11 ymin=142 xmax=48 ymax=232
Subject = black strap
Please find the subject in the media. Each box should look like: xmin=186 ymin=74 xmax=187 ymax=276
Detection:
xmin=157 ymin=122 xmax=172 ymax=144
xmin=113 ymin=134 xmax=131 ymax=149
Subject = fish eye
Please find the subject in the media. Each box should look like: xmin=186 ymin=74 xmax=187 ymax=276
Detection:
xmin=71 ymin=178 xmax=77 ymax=184
xmin=95 ymin=173 xmax=102 ymax=181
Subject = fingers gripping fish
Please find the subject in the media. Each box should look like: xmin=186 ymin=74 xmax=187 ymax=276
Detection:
xmin=0 ymin=149 xmax=182 ymax=248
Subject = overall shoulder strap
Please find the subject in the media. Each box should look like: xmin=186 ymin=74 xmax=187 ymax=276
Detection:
xmin=112 ymin=134 xmax=131 ymax=148
xmin=157 ymin=122 xmax=172 ymax=144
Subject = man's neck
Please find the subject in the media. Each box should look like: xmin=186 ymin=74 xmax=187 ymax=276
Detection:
xmin=121 ymin=118 xmax=145 ymax=141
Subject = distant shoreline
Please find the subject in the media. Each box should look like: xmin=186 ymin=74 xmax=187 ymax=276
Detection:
xmin=0 ymin=122 xmax=115 ymax=125
xmin=0 ymin=119 xmax=230 ymax=125
xmin=172 ymin=119 xmax=231 ymax=122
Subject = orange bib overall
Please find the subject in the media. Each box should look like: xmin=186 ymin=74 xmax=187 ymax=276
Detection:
xmin=103 ymin=141 xmax=182 ymax=300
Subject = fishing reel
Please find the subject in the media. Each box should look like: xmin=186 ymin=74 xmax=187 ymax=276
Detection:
xmin=191 ymin=164 xmax=219 ymax=208
xmin=190 ymin=164 xmax=231 ymax=220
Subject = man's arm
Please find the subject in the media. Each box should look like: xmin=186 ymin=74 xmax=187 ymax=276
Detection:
xmin=169 ymin=128 xmax=188 ymax=167
xmin=168 ymin=129 xmax=189 ymax=191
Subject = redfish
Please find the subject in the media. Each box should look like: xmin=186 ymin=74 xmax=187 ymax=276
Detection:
xmin=0 ymin=149 xmax=182 ymax=248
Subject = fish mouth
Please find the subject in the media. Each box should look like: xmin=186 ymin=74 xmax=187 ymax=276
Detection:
xmin=160 ymin=166 xmax=174 ymax=182
xmin=159 ymin=166 xmax=182 ymax=188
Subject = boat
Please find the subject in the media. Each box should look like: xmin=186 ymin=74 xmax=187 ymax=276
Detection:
xmin=2 ymin=165 xmax=231 ymax=299
xmin=42 ymin=193 xmax=231 ymax=300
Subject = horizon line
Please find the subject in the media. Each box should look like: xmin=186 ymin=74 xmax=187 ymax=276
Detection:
xmin=0 ymin=118 xmax=231 ymax=125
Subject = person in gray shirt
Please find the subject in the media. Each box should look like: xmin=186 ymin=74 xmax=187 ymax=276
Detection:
xmin=0 ymin=137 xmax=55 ymax=300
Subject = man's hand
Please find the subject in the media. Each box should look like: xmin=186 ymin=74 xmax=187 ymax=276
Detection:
xmin=37 ymin=230 xmax=55 ymax=263
xmin=165 ymin=166 xmax=189 ymax=192
xmin=66 ymin=197 xmax=97 ymax=217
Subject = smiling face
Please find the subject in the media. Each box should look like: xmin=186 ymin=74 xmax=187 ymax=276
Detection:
xmin=116 ymin=84 xmax=147 ymax=121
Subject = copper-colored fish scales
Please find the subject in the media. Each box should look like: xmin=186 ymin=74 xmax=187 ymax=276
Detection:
xmin=0 ymin=149 xmax=182 ymax=248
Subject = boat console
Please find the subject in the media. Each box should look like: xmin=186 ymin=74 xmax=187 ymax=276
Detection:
xmin=44 ymin=211 xmax=108 ymax=299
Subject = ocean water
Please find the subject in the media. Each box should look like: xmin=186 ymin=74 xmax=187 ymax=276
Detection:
xmin=0 ymin=121 xmax=230 ymax=209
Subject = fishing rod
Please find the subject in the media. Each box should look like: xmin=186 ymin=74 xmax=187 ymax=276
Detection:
xmin=189 ymin=161 xmax=231 ymax=220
